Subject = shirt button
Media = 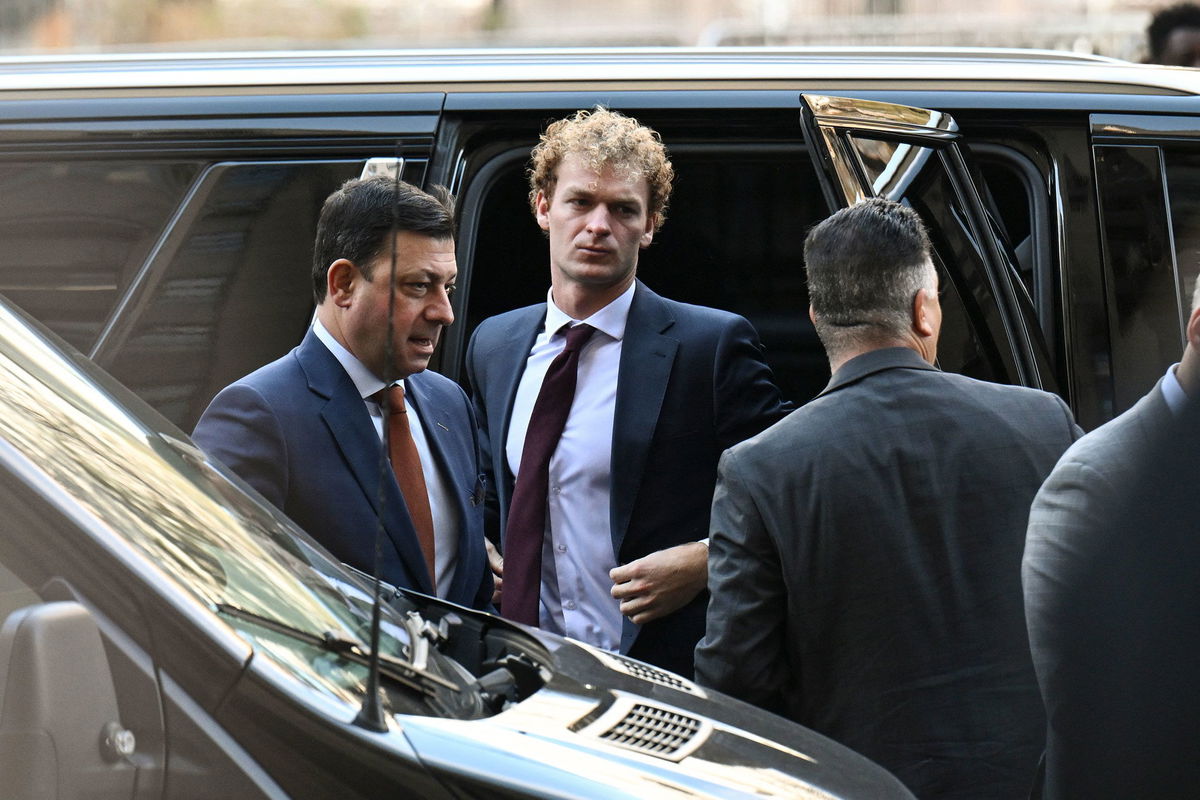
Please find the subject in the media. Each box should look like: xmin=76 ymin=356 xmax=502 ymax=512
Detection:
xmin=565 ymin=600 xmax=576 ymax=611
xmin=552 ymin=485 xmax=561 ymax=494
xmin=556 ymin=544 xmax=567 ymax=553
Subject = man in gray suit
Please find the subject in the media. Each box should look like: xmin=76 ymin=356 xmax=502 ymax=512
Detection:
xmin=1023 ymin=281 xmax=1200 ymax=799
xmin=695 ymin=198 xmax=1081 ymax=800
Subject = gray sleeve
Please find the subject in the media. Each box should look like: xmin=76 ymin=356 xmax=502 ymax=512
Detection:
xmin=694 ymin=447 xmax=791 ymax=712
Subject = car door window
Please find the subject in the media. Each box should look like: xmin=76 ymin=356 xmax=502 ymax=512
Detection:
xmin=0 ymin=161 xmax=200 ymax=353
xmin=801 ymin=94 xmax=1054 ymax=392
xmin=91 ymin=160 xmax=367 ymax=430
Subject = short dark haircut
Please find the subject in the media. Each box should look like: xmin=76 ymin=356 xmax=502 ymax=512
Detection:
xmin=1148 ymin=3 xmax=1200 ymax=61
xmin=804 ymin=197 xmax=935 ymax=355
xmin=311 ymin=176 xmax=456 ymax=303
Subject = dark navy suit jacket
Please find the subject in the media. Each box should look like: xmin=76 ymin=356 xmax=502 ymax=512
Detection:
xmin=466 ymin=281 xmax=788 ymax=676
xmin=193 ymin=328 xmax=492 ymax=610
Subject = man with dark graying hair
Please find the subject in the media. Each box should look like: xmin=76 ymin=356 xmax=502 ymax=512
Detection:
xmin=696 ymin=198 xmax=1080 ymax=800
xmin=194 ymin=176 xmax=493 ymax=609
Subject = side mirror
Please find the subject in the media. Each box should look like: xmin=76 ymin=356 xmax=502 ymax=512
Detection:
xmin=0 ymin=601 xmax=137 ymax=799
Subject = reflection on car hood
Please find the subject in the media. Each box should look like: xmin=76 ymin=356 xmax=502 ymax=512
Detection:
xmin=398 ymin=632 xmax=915 ymax=800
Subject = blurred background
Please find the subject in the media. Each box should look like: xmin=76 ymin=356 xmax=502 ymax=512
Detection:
xmin=0 ymin=0 xmax=1174 ymax=61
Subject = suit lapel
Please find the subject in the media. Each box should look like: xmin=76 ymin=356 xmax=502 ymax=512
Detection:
xmin=297 ymin=331 xmax=435 ymax=595
xmin=483 ymin=307 xmax=545 ymax=526
xmin=404 ymin=373 xmax=475 ymax=602
xmin=611 ymin=283 xmax=677 ymax=559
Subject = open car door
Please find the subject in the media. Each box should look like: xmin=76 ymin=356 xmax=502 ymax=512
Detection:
xmin=800 ymin=94 xmax=1055 ymax=392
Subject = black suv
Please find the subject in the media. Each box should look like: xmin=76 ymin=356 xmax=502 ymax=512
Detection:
xmin=2 ymin=47 xmax=1197 ymax=430
xmin=0 ymin=46 xmax=1195 ymax=798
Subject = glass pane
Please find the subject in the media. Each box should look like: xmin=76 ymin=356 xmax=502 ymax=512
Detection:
xmin=0 ymin=161 xmax=199 ymax=352
xmin=104 ymin=161 xmax=363 ymax=430
xmin=1094 ymin=145 xmax=1181 ymax=413
xmin=850 ymin=136 xmax=936 ymax=201
xmin=1163 ymin=149 xmax=1200 ymax=326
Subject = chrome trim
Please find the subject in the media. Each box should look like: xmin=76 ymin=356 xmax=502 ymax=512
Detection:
xmin=0 ymin=48 xmax=1193 ymax=96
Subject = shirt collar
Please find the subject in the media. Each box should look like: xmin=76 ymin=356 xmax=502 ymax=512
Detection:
xmin=1162 ymin=362 xmax=1190 ymax=417
xmin=544 ymin=281 xmax=636 ymax=341
xmin=312 ymin=319 xmax=387 ymax=401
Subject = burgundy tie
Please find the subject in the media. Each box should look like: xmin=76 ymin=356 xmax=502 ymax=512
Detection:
xmin=377 ymin=383 xmax=437 ymax=587
xmin=502 ymin=323 xmax=596 ymax=625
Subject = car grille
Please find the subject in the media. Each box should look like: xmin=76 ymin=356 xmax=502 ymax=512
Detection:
xmin=571 ymin=694 xmax=713 ymax=762
xmin=594 ymin=651 xmax=705 ymax=696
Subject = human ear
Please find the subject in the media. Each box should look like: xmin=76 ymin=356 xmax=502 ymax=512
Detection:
xmin=535 ymin=190 xmax=551 ymax=232
xmin=1187 ymin=304 xmax=1200 ymax=350
xmin=640 ymin=214 xmax=656 ymax=248
xmin=913 ymin=288 xmax=939 ymax=338
xmin=326 ymin=259 xmax=358 ymax=307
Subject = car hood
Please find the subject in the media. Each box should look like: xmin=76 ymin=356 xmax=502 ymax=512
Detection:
xmin=397 ymin=623 xmax=915 ymax=800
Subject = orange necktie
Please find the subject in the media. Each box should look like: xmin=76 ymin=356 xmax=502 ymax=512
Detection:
xmin=378 ymin=383 xmax=436 ymax=587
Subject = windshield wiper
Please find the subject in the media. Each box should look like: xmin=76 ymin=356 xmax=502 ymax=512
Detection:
xmin=214 ymin=602 xmax=457 ymax=698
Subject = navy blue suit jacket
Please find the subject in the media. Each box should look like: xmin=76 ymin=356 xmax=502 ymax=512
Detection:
xmin=193 ymin=328 xmax=492 ymax=610
xmin=466 ymin=281 xmax=788 ymax=675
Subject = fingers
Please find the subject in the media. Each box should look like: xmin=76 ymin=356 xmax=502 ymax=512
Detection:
xmin=485 ymin=538 xmax=504 ymax=577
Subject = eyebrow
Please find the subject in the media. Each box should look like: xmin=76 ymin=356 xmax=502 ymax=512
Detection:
xmin=561 ymin=186 xmax=644 ymax=207
xmin=407 ymin=269 xmax=457 ymax=282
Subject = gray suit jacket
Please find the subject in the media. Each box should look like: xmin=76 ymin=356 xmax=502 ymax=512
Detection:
xmin=697 ymin=347 xmax=1080 ymax=800
xmin=1024 ymin=380 xmax=1200 ymax=799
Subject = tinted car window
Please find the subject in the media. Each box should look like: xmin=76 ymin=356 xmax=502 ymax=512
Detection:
xmin=97 ymin=160 xmax=363 ymax=429
xmin=1095 ymin=144 xmax=1182 ymax=413
xmin=0 ymin=161 xmax=199 ymax=353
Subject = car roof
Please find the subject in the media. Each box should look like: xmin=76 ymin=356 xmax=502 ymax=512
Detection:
xmin=0 ymin=46 xmax=1197 ymax=97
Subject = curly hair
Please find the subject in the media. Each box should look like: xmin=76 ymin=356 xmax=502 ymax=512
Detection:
xmin=528 ymin=107 xmax=674 ymax=231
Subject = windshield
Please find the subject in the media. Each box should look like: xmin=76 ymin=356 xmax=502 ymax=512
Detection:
xmin=0 ymin=297 xmax=474 ymax=715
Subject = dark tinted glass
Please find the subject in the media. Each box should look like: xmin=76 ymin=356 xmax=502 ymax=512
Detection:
xmin=0 ymin=161 xmax=199 ymax=352
xmin=1164 ymin=149 xmax=1200 ymax=324
xmin=102 ymin=161 xmax=364 ymax=429
xmin=1095 ymin=145 xmax=1182 ymax=413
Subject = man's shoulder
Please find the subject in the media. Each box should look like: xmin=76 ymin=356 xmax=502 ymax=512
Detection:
xmin=1057 ymin=387 xmax=1163 ymax=468
xmin=409 ymin=368 xmax=467 ymax=402
xmin=215 ymin=346 xmax=305 ymax=400
xmin=944 ymin=370 xmax=1065 ymax=405
xmin=472 ymin=303 xmax=543 ymax=337
xmin=643 ymin=290 xmax=748 ymax=332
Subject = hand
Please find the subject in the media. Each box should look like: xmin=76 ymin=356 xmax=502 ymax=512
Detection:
xmin=485 ymin=538 xmax=503 ymax=606
xmin=609 ymin=542 xmax=708 ymax=625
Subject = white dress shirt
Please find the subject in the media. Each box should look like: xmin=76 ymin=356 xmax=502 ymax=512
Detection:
xmin=506 ymin=283 xmax=635 ymax=651
xmin=1162 ymin=362 xmax=1190 ymax=417
xmin=313 ymin=320 xmax=459 ymax=596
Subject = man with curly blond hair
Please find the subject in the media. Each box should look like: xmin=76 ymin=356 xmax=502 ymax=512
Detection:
xmin=466 ymin=108 xmax=788 ymax=677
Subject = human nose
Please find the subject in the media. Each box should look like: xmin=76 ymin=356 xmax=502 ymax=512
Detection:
xmin=426 ymin=285 xmax=454 ymax=326
xmin=584 ymin=205 xmax=612 ymax=235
